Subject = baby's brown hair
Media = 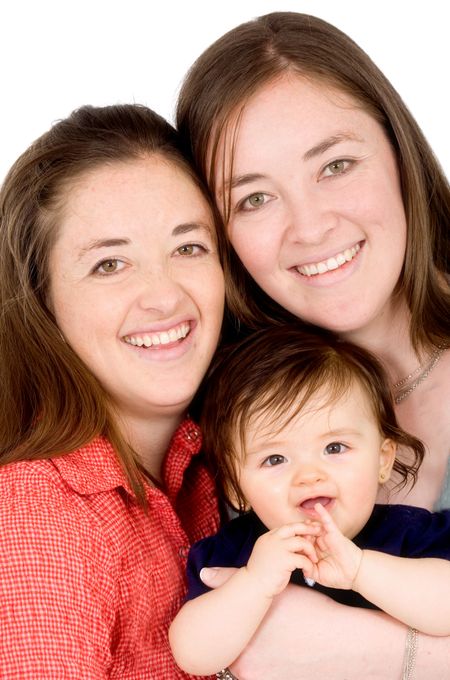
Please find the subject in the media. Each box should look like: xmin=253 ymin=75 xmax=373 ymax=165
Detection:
xmin=200 ymin=324 xmax=424 ymax=510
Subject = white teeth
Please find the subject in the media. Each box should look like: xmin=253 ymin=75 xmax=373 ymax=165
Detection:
xmin=123 ymin=322 xmax=190 ymax=348
xmin=298 ymin=243 xmax=360 ymax=277
xmin=159 ymin=332 xmax=170 ymax=345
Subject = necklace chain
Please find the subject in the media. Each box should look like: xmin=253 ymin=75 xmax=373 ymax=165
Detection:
xmin=392 ymin=344 xmax=443 ymax=389
xmin=393 ymin=346 xmax=446 ymax=404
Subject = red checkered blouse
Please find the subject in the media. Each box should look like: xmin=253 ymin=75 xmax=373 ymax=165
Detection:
xmin=0 ymin=418 xmax=220 ymax=678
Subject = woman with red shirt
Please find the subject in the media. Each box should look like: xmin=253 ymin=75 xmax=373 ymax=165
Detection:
xmin=0 ymin=104 xmax=225 ymax=678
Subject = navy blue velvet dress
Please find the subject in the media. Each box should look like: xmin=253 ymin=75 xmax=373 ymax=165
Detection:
xmin=186 ymin=504 xmax=450 ymax=609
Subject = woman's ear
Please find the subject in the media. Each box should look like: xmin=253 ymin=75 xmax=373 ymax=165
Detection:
xmin=378 ymin=438 xmax=396 ymax=484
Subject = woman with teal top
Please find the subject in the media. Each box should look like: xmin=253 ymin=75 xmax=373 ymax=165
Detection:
xmin=176 ymin=11 xmax=450 ymax=679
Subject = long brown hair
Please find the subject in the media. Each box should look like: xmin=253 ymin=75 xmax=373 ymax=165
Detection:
xmin=177 ymin=12 xmax=450 ymax=348
xmin=0 ymin=104 xmax=219 ymax=504
xmin=200 ymin=324 xmax=425 ymax=511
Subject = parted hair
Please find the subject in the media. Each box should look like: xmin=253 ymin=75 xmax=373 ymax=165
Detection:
xmin=177 ymin=11 xmax=450 ymax=350
xmin=0 ymin=103 xmax=219 ymax=505
xmin=200 ymin=324 xmax=425 ymax=511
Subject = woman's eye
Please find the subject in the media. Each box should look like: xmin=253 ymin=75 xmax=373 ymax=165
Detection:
xmin=248 ymin=193 xmax=266 ymax=207
xmin=322 ymin=159 xmax=352 ymax=177
xmin=175 ymin=243 xmax=207 ymax=256
xmin=324 ymin=442 xmax=348 ymax=455
xmin=262 ymin=454 xmax=287 ymax=467
xmin=93 ymin=258 xmax=124 ymax=275
xmin=239 ymin=192 xmax=270 ymax=212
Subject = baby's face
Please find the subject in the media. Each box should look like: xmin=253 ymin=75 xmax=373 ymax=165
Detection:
xmin=236 ymin=383 xmax=395 ymax=538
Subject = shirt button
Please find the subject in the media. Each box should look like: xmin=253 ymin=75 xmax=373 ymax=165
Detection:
xmin=186 ymin=427 xmax=200 ymax=441
xmin=178 ymin=546 xmax=190 ymax=559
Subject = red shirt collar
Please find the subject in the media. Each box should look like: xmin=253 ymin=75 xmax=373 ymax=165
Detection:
xmin=51 ymin=418 xmax=203 ymax=500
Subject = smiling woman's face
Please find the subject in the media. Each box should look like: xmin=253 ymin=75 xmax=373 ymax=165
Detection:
xmin=216 ymin=74 xmax=407 ymax=336
xmin=48 ymin=155 xmax=224 ymax=424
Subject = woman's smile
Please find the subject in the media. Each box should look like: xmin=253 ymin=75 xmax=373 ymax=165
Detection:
xmin=123 ymin=321 xmax=191 ymax=348
xmin=220 ymin=75 xmax=407 ymax=336
xmin=49 ymin=156 xmax=224 ymax=420
xmin=295 ymin=242 xmax=361 ymax=278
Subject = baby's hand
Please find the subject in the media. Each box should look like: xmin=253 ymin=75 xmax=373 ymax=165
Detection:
xmin=304 ymin=503 xmax=362 ymax=589
xmin=245 ymin=522 xmax=320 ymax=598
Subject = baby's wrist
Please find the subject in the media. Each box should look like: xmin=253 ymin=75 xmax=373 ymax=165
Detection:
xmin=240 ymin=565 xmax=277 ymax=601
xmin=350 ymin=547 xmax=365 ymax=590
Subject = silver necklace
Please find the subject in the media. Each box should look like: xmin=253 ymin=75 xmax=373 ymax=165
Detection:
xmin=393 ymin=346 xmax=446 ymax=404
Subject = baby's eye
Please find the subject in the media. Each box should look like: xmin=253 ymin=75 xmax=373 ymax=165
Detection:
xmin=262 ymin=454 xmax=287 ymax=467
xmin=322 ymin=159 xmax=353 ymax=177
xmin=93 ymin=258 xmax=125 ymax=276
xmin=324 ymin=442 xmax=348 ymax=455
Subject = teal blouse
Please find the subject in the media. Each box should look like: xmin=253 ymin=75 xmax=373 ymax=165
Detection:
xmin=435 ymin=456 xmax=450 ymax=510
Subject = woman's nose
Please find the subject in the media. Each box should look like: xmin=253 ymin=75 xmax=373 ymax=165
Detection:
xmin=136 ymin=269 xmax=185 ymax=314
xmin=285 ymin=191 xmax=336 ymax=246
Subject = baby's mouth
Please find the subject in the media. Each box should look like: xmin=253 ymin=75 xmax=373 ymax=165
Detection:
xmin=300 ymin=496 xmax=332 ymax=510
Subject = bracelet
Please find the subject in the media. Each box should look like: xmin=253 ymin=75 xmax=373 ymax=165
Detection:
xmin=218 ymin=629 xmax=418 ymax=680
xmin=216 ymin=669 xmax=238 ymax=680
xmin=401 ymin=627 xmax=418 ymax=680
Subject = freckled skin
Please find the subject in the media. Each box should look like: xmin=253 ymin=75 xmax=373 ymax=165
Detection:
xmin=49 ymin=158 xmax=224 ymax=424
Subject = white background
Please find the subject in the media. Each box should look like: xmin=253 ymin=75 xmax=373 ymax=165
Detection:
xmin=1 ymin=0 xmax=448 ymax=183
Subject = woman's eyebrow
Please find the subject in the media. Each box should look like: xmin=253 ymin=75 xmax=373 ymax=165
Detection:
xmin=78 ymin=238 xmax=130 ymax=259
xmin=172 ymin=222 xmax=211 ymax=236
xmin=219 ymin=173 xmax=266 ymax=198
xmin=77 ymin=223 xmax=211 ymax=259
xmin=221 ymin=133 xmax=364 ymax=196
xmin=303 ymin=132 xmax=364 ymax=161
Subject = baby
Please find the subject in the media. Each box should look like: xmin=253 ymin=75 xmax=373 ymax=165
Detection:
xmin=170 ymin=325 xmax=450 ymax=676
